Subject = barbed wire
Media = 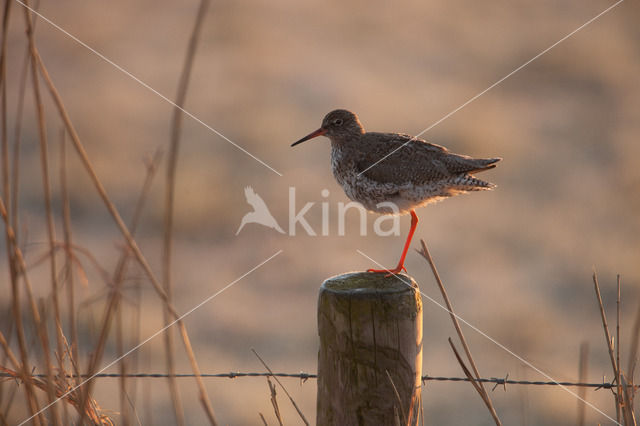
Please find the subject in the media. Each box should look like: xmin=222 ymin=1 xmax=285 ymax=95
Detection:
xmin=1 ymin=372 xmax=633 ymax=390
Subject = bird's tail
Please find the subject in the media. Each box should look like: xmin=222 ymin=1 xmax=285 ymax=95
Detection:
xmin=450 ymin=175 xmax=496 ymax=191
xmin=467 ymin=157 xmax=501 ymax=174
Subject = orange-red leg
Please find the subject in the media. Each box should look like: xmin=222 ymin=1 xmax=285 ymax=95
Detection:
xmin=368 ymin=210 xmax=418 ymax=276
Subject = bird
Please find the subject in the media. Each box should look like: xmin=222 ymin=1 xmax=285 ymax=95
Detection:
xmin=236 ymin=186 xmax=285 ymax=235
xmin=291 ymin=109 xmax=500 ymax=275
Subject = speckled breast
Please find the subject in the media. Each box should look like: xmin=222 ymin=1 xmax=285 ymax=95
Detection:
xmin=330 ymin=147 xmax=416 ymax=215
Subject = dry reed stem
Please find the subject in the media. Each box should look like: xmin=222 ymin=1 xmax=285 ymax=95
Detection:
xmin=115 ymin=309 xmax=129 ymax=426
xmin=617 ymin=275 xmax=623 ymax=423
xmin=9 ymin=3 xmax=36 ymax=232
xmin=1 ymin=195 xmax=52 ymax=426
xmin=116 ymin=151 xmax=162 ymax=425
xmin=0 ymin=329 xmax=21 ymax=424
xmin=577 ymin=342 xmax=589 ymax=426
xmin=2 ymin=232 xmax=40 ymax=422
xmin=25 ymin=0 xmax=61 ymax=343
xmin=0 ymin=332 xmax=20 ymax=373
xmin=417 ymin=239 xmax=502 ymax=426
xmin=0 ymin=0 xmax=20 ymax=419
xmin=57 ymin=336 xmax=75 ymax=425
xmin=22 ymin=7 xmax=66 ymax=426
xmin=627 ymin=297 xmax=640 ymax=402
xmin=142 ymin=352 xmax=152 ymax=426
xmin=1 ymin=0 xmax=10 ymax=212
xmin=78 ymin=151 xmax=163 ymax=425
xmin=621 ymin=374 xmax=636 ymax=426
xmin=32 ymin=42 xmax=218 ymax=425
xmin=59 ymin=130 xmax=79 ymax=380
xmin=161 ymin=1 xmax=210 ymax=422
xmin=448 ymin=338 xmax=484 ymax=396
xmin=73 ymin=248 xmax=118 ymax=418
xmin=592 ymin=271 xmax=622 ymax=421
xmin=117 ymin=220 xmax=146 ymax=425
xmin=252 ymin=349 xmax=309 ymax=425
xmin=267 ymin=377 xmax=283 ymax=426
xmin=34 ymin=299 xmax=63 ymax=426
xmin=259 ymin=412 xmax=268 ymax=426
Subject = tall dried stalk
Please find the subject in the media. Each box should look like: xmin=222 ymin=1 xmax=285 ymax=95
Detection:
xmin=22 ymin=6 xmax=67 ymax=426
xmin=0 ymin=329 xmax=23 ymax=422
xmin=31 ymin=34 xmax=218 ymax=426
xmin=627 ymin=294 xmax=640 ymax=407
xmin=593 ymin=272 xmax=622 ymax=422
xmin=77 ymin=150 xmax=163 ymax=425
xmin=6 ymin=3 xmax=64 ymax=424
xmin=1 ymin=194 xmax=47 ymax=426
xmin=617 ymin=275 xmax=622 ymax=420
xmin=2 ymin=2 xmax=221 ymax=424
xmin=577 ymin=342 xmax=589 ymax=426
xmin=418 ymin=239 xmax=501 ymax=426
xmin=266 ymin=377 xmax=283 ymax=426
xmin=59 ymin=130 xmax=79 ymax=380
xmin=115 ymin=305 xmax=129 ymax=426
xmin=1 ymin=0 xmax=10 ymax=211
xmin=252 ymin=349 xmax=309 ymax=426
xmin=0 ymin=0 xmax=17 ymax=417
xmin=9 ymin=0 xmax=38 ymax=234
xmin=116 ymin=152 xmax=163 ymax=425
xmin=162 ymin=1 xmax=210 ymax=423
xmin=621 ymin=374 xmax=637 ymax=426
xmin=593 ymin=272 xmax=638 ymax=425
xmin=117 ymin=257 xmax=145 ymax=426
xmin=1 ymin=184 xmax=41 ymax=422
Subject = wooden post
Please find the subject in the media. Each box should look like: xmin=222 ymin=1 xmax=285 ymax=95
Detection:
xmin=317 ymin=272 xmax=423 ymax=425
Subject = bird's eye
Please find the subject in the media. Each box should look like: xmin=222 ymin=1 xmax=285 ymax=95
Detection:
xmin=333 ymin=118 xmax=343 ymax=126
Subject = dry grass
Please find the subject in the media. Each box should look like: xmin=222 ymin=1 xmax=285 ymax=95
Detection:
xmin=1 ymin=2 xmax=220 ymax=424
xmin=593 ymin=272 xmax=639 ymax=425
xmin=418 ymin=239 xmax=502 ymax=426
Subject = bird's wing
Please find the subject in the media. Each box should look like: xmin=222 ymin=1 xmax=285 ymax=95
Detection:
xmin=356 ymin=133 xmax=499 ymax=185
xmin=244 ymin=186 xmax=271 ymax=211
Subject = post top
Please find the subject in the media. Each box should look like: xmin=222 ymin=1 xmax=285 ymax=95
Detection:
xmin=321 ymin=271 xmax=417 ymax=294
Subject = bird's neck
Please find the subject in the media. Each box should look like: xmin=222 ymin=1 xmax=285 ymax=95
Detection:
xmin=329 ymin=130 xmax=364 ymax=148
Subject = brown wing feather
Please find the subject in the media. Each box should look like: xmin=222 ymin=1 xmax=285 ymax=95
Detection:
xmin=356 ymin=133 xmax=500 ymax=185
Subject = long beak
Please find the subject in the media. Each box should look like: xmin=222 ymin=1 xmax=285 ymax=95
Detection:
xmin=291 ymin=128 xmax=327 ymax=147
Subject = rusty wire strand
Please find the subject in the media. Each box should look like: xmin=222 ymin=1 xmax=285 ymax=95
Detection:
xmin=0 ymin=372 xmax=632 ymax=390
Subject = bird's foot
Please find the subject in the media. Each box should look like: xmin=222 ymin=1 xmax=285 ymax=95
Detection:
xmin=367 ymin=265 xmax=407 ymax=277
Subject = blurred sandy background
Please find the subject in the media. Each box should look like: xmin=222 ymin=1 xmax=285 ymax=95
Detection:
xmin=2 ymin=0 xmax=640 ymax=424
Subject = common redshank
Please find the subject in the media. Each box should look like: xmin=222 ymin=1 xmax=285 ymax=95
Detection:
xmin=291 ymin=109 xmax=500 ymax=275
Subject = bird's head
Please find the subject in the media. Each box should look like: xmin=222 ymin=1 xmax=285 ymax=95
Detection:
xmin=291 ymin=109 xmax=364 ymax=147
